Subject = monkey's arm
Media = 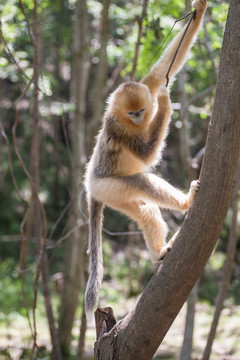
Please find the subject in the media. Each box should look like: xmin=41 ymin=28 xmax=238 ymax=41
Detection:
xmin=148 ymin=86 xmax=172 ymax=148
xmin=126 ymin=86 xmax=172 ymax=162
xmin=142 ymin=0 xmax=207 ymax=96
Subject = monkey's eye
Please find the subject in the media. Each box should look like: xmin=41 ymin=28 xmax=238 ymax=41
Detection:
xmin=127 ymin=108 xmax=145 ymax=116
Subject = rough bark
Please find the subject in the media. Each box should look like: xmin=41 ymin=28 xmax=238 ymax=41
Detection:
xmin=94 ymin=1 xmax=240 ymax=358
xmin=202 ymin=161 xmax=240 ymax=360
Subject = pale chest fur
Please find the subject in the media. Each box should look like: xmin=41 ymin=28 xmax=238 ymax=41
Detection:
xmin=114 ymin=146 xmax=147 ymax=176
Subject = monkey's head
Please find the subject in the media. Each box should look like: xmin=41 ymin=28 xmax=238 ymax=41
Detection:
xmin=109 ymin=82 xmax=152 ymax=125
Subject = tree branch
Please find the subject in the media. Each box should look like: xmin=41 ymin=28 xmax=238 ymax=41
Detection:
xmin=130 ymin=0 xmax=148 ymax=80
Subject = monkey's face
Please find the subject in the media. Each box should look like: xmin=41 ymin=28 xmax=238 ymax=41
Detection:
xmin=111 ymin=82 xmax=152 ymax=126
xmin=127 ymin=107 xmax=146 ymax=125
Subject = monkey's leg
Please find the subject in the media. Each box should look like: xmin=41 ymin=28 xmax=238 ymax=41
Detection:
xmin=116 ymin=174 xmax=199 ymax=212
xmin=116 ymin=201 xmax=169 ymax=261
xmin=90 ymin=174 xmax=199 ymax=213
xmin=144 ymin=174 xmax=200 ymax=211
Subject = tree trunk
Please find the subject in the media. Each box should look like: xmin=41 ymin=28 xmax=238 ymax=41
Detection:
xmin=76 ymin=302 xmax=88 ymax=359
xmin=31 ymin=2 xmax=62 ymax=359
xmin=202 ymin=161 xmax=240 ymax=360
xmin=88 ymin=0 xmax=110 ymax=148
xmin=30 ymin=2 xmax=62 ymax=359
xmin=179 ymin=283 xmax=198 ymax=360
xmin=58 ymin=0 xmax=89 ymax=354
xmin=130 ymin=0 xmax=148 ymax=81
xmin=94 ymin=1 xmax=240 ymax=358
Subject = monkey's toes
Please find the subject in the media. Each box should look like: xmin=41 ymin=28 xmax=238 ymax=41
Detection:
xmin=158 ymin=244 xmax=172 ymax=261
xmin=191 ymin=180 xmax=200 ymax=193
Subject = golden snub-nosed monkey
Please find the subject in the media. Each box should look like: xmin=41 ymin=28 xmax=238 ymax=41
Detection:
xmin=84 ymin=0 xmax=207 ymax=322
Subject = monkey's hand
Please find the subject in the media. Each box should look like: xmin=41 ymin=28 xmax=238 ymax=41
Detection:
xmin=158 ymin=85 xmax=169 ymax=98
xmin=192 ymin=0 xmax=207 ymax=15
xmin=157 ymin=85 xmax=171 ymax=113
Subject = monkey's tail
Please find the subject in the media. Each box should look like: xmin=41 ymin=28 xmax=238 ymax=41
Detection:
xmin=85 ymin=196 xmax=104 ymax=322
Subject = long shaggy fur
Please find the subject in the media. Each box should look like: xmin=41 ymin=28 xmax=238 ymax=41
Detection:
xmin=85 ymin=197 xmax=104 ymax=322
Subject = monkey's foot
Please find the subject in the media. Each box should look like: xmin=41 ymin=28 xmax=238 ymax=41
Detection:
xmin=158 ymin=243 xmax=172 ymax=260
xmin=158 ymin=231 xmax=179 ymax=261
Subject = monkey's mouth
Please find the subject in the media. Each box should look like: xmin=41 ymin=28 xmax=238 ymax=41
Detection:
xmin=127 ymin=108 xmax=146 ymax=125
xmin=131 ymin=115 xmax=145 ymax=125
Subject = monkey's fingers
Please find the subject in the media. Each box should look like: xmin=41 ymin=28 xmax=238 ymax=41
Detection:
xmin=192 ymin=0 xmax=207 ymax=14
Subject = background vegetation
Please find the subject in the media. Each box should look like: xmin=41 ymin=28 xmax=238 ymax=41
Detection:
xmin=0 ymin=0 xmax=239 ymax=359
